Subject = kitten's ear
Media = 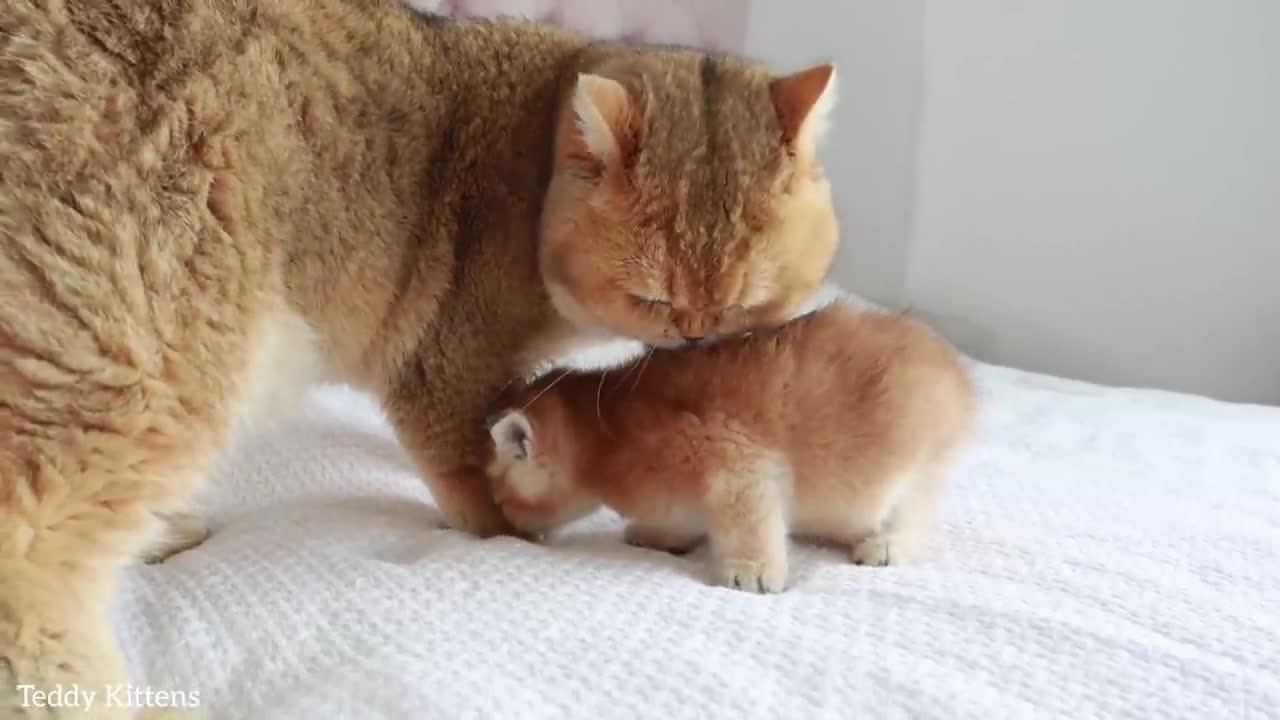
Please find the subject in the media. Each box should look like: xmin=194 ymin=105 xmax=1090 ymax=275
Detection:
xmin=571 ymin=73 xmax=637 ymax=169
xmin=769 ymin=63 xmax=838 ymax=158
xmin=489 ymin=410 xmax=534 ymax=462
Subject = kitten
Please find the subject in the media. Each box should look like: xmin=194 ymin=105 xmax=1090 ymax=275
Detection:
xmin=484 ymin=301 xmax=976 ymax=593
xmin=1 ymin=0 xmax=840 ymax=704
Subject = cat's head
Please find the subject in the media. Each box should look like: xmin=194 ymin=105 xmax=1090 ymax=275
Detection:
xmin=483 ymin=389 xmax=598 ymax=537
xmin=540 ymin=51 xmax=839 ymax=348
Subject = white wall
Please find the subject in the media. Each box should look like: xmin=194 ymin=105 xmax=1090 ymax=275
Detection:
xmin=749 ymin=0 xmax=1280 ymax=405
xmin=746 ymin=0 xmax=926 ymax=306
xmin=908 ymin=0 xmax=1280 ymax=404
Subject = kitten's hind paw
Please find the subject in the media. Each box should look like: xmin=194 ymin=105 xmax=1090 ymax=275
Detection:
xmin=850 ymin=532 xmax=923 ymax=567
xmin=624 ymin=522 xmax=703 ymax=555
xmin=715 ymin=557 xmax=787 ymax=594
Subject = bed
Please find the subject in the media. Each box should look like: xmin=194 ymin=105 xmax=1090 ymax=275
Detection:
xmin=114 ymin=285 xmax=1280 ymax=719
xmin=111 ymin=3 xmax=1279 ymax=718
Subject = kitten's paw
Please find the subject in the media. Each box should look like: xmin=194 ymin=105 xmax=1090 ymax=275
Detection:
xmin=624 ymin=523 xmax=702 ymax=555
xmin=715 ymin=556 xmax=787 ymax=594
xmin=139 ymin=511 xmax=210 ymax=564
xmin=851 ymin=533 xmax=921 ymax=567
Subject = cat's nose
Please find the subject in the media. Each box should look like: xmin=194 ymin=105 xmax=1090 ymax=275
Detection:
xmin=681 ymin=334 xmax=704 ymax=344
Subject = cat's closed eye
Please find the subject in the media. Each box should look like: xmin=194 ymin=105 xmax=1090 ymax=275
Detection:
xmin=630 ymin=294 xmax=672 ymax=312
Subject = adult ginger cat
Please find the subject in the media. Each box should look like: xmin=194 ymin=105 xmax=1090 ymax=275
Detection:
xmin=0 ymin=0 xmax=839 ymax=714
xmin=484 ymin=301 xmax=975 ymax=593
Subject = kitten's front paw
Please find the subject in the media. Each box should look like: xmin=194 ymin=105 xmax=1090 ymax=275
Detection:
xmin=851 ymin=533 xmax=921 ymax=567
xmin=715 ymin=556 xmax=787 ymax=594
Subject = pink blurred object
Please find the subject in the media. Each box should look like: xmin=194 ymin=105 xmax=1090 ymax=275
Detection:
xmin=401 ymin=0 xmax=748 ymax=52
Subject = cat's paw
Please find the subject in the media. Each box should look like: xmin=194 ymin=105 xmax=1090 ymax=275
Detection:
xmin=624 ymin=523 xmax=702 ymax=555
xmin=447 ymin=503 xmax=517 ymax=539
xmin=138 ymin=512 xmax=210 ymax=564
xmin=851 ymin=533 xmax=921 ymax=567
xmin=436 ymin=468 xmax=518 ymax=538
xmin=715 ymin=556 xmax=787 ymax=594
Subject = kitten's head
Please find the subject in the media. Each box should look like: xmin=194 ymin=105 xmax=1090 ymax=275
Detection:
xmin=483 ymin=387 xmax=598 ymax=536
xmin=541 ymin=51 xmax=839 ymax=348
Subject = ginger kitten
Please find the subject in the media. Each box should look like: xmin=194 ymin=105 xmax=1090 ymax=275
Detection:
xmin=484 ymin=301 xmax=976 ymax=593
xmin=1 ymin=0 xmax=841 ymax=709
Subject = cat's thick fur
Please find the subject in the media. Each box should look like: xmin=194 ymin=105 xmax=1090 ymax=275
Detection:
xmin=0 ymin=0 xmax=840 ymax=713
xmin=485 ymin=301 xmax=976 ymax=593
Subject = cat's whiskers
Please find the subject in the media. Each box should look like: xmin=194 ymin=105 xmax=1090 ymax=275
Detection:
xmin=627 ymin=347 xmax=656 ymax=398
xmin=612 ymin=348 xmax=649 ymax=397
xmin=595 ymin=370 xmax=613 ymax=436
xmin=521 ymin=368 xmax=573 ymax=411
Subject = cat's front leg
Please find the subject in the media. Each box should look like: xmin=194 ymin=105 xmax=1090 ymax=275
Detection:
xmin=390 ymin=416 xmax=511 ymax=538
xmin=428 ymin=464 xmax=512 ymax=538
xmin=382 ymin=367 xmax=514 ymax=538
xmin=702 ymin=453 xmax=791 ymax=594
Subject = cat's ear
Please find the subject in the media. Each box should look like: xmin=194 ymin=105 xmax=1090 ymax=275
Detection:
xmin=489 ymin=410 xmax=534 ymax=462
xmin=769 ymin=63 xmax=838 ymax=158
xmin=571 ymin=73 xmax=637 ymax=170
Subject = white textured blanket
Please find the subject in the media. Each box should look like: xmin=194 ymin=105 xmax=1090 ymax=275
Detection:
xmin=115 ymin=341 xmax=1280 ymax=719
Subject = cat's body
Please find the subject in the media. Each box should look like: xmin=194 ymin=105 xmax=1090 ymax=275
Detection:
xmin=485 ymin=301 xmax=976 ymax=593
xmin=1 ymin=0 xmax=841 ymax=712
xmin=1 ymin=0 xmax=581 ymax=540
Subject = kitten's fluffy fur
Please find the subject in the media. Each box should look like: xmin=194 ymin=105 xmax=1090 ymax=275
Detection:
xmin=485 ymin=302 xmax=976 ymax=593
xmin=0 ymin=0 xmax=840 ymax=711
